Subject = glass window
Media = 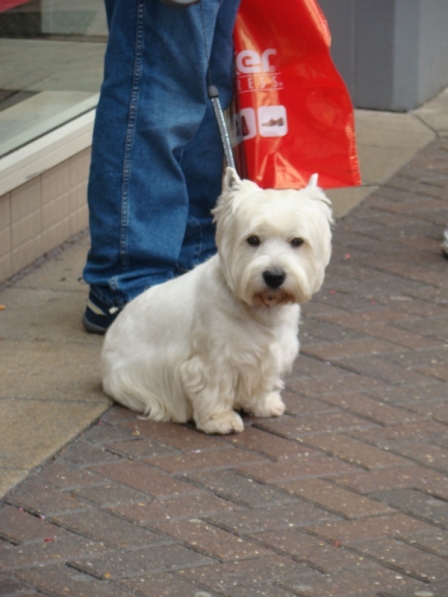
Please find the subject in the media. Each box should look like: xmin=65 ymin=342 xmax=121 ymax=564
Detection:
xmin=0 ymin=0 xmax=107 ymax=158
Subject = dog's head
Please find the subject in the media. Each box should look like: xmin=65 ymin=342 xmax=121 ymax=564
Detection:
xmin=212 ymin=168 xmax=333 ymax=307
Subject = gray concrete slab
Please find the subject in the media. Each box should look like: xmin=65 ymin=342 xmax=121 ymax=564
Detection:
xmin=0 ymin=287 xmax=99 ymax=344
xmin=0 ymin=235 xmax=107 ymax=498
xmin=327 ymin=94 xmax=443 ymax=218
xmin=414 ymin=86 xmax=448 ymax=136
xmin=0 ymin=398 xmax=108 ymax=497
xmin=13 ymin=240 xmax=89 ymax=293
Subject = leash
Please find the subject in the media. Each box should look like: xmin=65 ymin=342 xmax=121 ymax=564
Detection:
xmin=207 ymin=84 xmax=236 ymax=170
xmin=161 ymin=0 xmax=236 ymax=169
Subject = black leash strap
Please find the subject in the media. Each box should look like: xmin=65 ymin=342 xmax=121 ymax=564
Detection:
xmin=208 ymin=84 xmax=236 ymax=169
xmin=199 ymin=0 xmax=236 ymax=169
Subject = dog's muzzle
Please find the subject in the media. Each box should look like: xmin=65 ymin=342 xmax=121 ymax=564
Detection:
xmin=252 ymin=269 xmax=294 ymax=307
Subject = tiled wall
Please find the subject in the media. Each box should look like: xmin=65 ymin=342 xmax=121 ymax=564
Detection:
xmin=0 ymin=147 xmax=90 ymax=285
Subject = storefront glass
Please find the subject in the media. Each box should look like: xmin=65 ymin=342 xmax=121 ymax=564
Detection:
xmin=0 ymin=0 xmax=107 ymax=158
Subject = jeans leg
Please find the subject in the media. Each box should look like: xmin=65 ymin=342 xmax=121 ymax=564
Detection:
xmin=178 ymin=0 xmax=241 ymax=272
xmin=84 ymin=0 xmax=239 ymax=305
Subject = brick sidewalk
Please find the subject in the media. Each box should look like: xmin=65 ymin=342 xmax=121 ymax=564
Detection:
xmin=1 ymin=139 xmax=447 ymax=597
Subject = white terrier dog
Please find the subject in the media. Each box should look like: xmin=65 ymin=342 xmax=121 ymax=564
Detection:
xmin=102 ymin=169 xmax=333 ymax=434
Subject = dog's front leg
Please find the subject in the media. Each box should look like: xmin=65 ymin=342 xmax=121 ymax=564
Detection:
xmin=195 ymin=408 xmax=244 ymax=435
xmin=237 ymin=373 xmax=286 ymax=419
xmin=244 ymin=390 xmax=286 ymax=418
xmin=180 ymin=357 xmax=244 ymax=435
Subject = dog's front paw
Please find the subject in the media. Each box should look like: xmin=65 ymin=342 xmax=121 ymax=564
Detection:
xmin=196 ymin=410 xmax=244 ymax=435
xmin=250 ymin=391 xmax=286 ymax=418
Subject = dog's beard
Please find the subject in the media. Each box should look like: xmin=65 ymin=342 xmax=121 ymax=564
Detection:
xmin=252 ymin=288 xmax=296 ymax=307
xmin=236 ymin=263 xmax=314 ymax=308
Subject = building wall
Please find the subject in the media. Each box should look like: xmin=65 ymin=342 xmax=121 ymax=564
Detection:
xmin=0 ymin=148 xmax=90 ymax=284
xmin=319 ymin=0 xmax=448 ymax=111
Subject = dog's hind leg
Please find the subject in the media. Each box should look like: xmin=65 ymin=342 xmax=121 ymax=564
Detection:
xmin=180 ymin=356 xmax=244 ymax=435
xmin=103 ymin=369 xmax=182 ymax=422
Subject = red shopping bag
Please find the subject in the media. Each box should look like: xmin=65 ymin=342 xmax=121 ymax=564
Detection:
xmin=232 ymin=0 xmax=361 ymax=189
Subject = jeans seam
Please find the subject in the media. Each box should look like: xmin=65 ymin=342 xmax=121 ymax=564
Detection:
xmin=90 ymin=285 xmax=126 ymax=308
xmin=191 ymin=216 xmax=203 ymax=261
xmin=119 ymin=0 xmax=146 ymax=275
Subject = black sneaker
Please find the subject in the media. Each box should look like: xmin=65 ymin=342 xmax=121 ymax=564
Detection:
xmin=83 ymin=292 xmax=125 ymax=335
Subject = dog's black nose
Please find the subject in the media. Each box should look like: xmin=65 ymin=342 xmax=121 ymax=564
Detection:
xmin=263 ymin=270 xmax=286 ymax=288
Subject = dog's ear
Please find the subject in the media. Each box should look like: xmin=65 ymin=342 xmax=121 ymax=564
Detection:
xmin=223 ymin=167 xmax=260 ymax=196
xmin=302 ymin=173 xmax=334 ymax=225
xmin=213 ymin=168 xmax=243 ymax=223
xmin=213 ymin=168 xmax=260 ymax=224
xmin=223 ymin=167 xmax=243 ymax=193
xmin=307 ymin=173 xmax=319 ymax=189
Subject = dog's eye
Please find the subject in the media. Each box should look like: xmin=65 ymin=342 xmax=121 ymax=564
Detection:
xmin=247 ymin=236 xmax=261 ymax=247
xmin=291 ymin=237 xmax=304 ymax=248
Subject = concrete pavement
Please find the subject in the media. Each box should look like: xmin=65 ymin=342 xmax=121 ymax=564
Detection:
xmin=0 ymin=88 xmax=447 ymax=596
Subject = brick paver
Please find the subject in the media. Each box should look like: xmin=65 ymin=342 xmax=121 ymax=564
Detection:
xmin=1 ymin=138 xmax=447 ymax=596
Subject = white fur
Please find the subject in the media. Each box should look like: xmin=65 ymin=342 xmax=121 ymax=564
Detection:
xmin=101 ymin=169 xmax=333 ymax=434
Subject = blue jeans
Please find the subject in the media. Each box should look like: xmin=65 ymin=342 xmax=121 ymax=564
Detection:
xmin=83 ymin=0 xmax=241 ymax=306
